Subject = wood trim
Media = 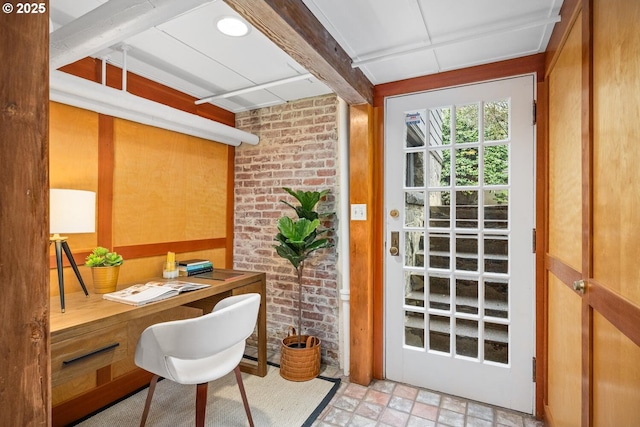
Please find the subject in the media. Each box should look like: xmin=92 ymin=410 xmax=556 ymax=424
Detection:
xmin=581 ymin=298 xmax=593 ymax=427
xmin=60 ymin=58 xmax=235 ymax=127
xmin=226 ymin=147 xmax=235 ymax=269
xmin=114 ymin=238 xmax=228 ymax=260
xmin=581 ymin=1 xmax=593 ymax=425
xmin=224 ymin=0 xmax=374 ymax=105
xmin=50 ymin=239 xmax=228 ymax=269
xmin=98 ymin=115 xmax=115 ymax=250
xmin=544 ymin=403 xmax=559 ymax=427
xmin=588 ymin=280 xmax=640 ymax=349
xmin=546 ymin=255 xmax=582 ymax=291
xmin=52 ymin=368 xmax=154 ymax=427
xmin=372 ymin=105 xmax=385 ymax=379
xmin=581 ymin=0 xmax=594 ymax=282
xmin=374 ymin=53 xmax=546 ymax=106
xmin=544 ymin=0 xmax=582 ymax=77
xmin=535 ymin=80 xmax=549 ymax=418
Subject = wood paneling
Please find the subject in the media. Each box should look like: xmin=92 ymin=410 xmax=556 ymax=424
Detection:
xmin=545 ymin=0 xmax=582 ymax=77
xmin=547 ymin=16 xmax=583 ymax=271
xmin=592 ymin=0 xmax=640 ymax=305
xmin=49 ymin=105 xmax=233 ymax=291
xmin=592 ymin=312 xmax=640 ymax=427
xmin=0 ymin=8 xmax=50 ymax=426
xmin=546 ymin=274 xmax=582 ymax=427
xmin=544 ymin=1 xmax=640 ymax=425
xmin=49 ymin=103 xmax=100 ymax=254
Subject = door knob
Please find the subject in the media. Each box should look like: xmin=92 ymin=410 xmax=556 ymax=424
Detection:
xmin=573 ymin=279 xmax=585 ymax=294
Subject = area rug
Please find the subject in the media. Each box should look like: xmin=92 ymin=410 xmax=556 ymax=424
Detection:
xmin=72 ymin=362 xmax=340 ymax=427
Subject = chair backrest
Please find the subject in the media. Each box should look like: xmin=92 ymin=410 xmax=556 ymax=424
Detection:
xmin=137 ymin=293 xmax=260 ymax=361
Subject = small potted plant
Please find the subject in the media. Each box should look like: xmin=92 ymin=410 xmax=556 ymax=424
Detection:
xmin=85 ymin=247 xmax=124 ymax=294
xmin=274 ymin=187 xmax=333 ymax=381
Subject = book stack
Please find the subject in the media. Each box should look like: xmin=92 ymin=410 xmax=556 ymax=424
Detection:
xmin=178 ymin=259 xmax=213 ymax=276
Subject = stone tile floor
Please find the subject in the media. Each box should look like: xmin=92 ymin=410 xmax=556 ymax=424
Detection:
xmin=263 ymin=349 xmax=545 ymax=427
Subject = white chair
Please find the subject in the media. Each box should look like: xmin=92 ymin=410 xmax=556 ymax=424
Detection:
xmin=134 ymin=293 xmax=261 ymax=427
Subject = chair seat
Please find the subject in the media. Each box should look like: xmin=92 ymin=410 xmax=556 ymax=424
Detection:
xmin=164 ymin=342 xmax=244 ymax=384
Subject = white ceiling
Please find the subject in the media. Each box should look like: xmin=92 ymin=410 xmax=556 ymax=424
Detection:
xmin=50 ymin=0 xmax=563 ymax=113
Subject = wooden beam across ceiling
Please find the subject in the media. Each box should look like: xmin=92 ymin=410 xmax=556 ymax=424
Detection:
xmin=223 ymin=0 xmax=374 ymax=105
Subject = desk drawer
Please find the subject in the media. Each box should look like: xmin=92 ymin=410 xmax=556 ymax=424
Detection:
xmin=52 ymin=323 xmax=128 ymax=388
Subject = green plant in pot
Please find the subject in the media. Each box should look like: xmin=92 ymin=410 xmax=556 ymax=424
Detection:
xmin=85 ymin=247 xmax=124 ymax=294
xmin=274 ymin=187 xmax=333 ymax=381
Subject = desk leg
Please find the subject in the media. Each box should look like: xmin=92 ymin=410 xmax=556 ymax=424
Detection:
xmin=235 ymin=278 xmax=267 ymax=377
xmin=255 ymin=281 xmax=267 ymax=376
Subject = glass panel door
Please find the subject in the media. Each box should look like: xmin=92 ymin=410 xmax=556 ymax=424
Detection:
xmin=385 ymin=76 xmax=535 ymax=413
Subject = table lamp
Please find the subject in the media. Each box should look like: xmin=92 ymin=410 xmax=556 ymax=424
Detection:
xmin=50 ymin=189 xmax=95 ymax=312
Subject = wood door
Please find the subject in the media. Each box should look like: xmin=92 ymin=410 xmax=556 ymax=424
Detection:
xmin=544 ymin=1 xmax=640 ymax=426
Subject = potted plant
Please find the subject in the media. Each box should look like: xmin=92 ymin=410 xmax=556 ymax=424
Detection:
xmin=274 ymin=187 xmax=333 ymax=381
xmin=85 ymin=246 xmax=124 ymax=294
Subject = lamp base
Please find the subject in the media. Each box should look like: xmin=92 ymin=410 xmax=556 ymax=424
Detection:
xmin=50 ymin=236 xmax=89 ymax=312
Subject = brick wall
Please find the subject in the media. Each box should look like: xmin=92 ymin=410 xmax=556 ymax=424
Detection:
xmin=234 ymin=94 xmax=341 ymax=366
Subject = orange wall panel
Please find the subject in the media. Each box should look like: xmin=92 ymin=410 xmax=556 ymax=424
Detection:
xmin=546 ymin=273 xmax=582 ymax=427
xmin=592 ymin=312 xmax=640 ymax=427
xmin=112 ymin=119 xmax=229 ymax=246
xmin=547 ymin=15 xmax=582 ymax=271
xmin=592 ymin=0 xmax=640 ymax=305
xmin=49 ymin=102 xmax=99 ymax=254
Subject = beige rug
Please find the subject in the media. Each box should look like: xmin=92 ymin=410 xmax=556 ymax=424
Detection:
xmin=73 ymin=363 xmax=340 ymax=427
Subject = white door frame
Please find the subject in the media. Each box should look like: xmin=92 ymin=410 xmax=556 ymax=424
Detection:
xmin=383 ymin=75 xmax=537 ymax=413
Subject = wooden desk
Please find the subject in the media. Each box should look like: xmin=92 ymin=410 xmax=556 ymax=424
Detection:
xmin=50 ymin=269 xmax=266 ymax=427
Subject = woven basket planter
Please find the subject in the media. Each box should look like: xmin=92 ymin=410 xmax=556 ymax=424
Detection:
xmin=280 ymin=328 xmax=321 ymax=382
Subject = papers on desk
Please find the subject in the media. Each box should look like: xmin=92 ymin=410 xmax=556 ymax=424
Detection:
xmin=103 ymin=281 xmax=210 ymax=306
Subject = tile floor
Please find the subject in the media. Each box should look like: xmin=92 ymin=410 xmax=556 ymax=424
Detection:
xmin=265 ymin=350 xmax=545 ymax=427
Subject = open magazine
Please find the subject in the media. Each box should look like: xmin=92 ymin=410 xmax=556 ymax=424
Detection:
xmin=103 ymin=281 xmax=210 ymax=306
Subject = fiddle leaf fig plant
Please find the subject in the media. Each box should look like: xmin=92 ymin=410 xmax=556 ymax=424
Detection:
xmin=85 ymin=246 xmax=124 ymax=267
xmin=280 ymin=187 xmax=327 ymax=221
xmin=274 ymin=187 xmax=333 ymax=343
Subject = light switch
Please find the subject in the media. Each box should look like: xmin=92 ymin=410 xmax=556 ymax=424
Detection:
xmin=351 ymin=204 xmax=367 ymax=221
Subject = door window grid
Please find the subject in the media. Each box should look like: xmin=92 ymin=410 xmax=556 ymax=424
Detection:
xmin=402 ymin=101 xmax=512 ymax=365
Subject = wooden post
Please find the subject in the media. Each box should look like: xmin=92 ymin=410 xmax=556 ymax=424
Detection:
xmin=0 ymin=5 xmax=50 ymax=426
xmin=349 ymin=104 xmax=375 ymax=385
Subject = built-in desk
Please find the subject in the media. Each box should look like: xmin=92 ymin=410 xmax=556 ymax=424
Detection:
xmin=50 ymin=269 xmax=266 ymax=427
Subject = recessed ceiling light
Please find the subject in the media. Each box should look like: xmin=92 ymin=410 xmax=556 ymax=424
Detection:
xmin=216 ymin=16 xmax=250 ymax=37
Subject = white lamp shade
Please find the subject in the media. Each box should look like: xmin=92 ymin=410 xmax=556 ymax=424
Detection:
xmin=50 ymin=189 xmax=96 ymax=234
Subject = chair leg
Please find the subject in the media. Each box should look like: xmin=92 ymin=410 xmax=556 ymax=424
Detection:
xmin=234 ymin=366 xmax=254 ymax=427
xmin=195 ymin=383 xmax=208 ymax=427
xmin=140 ymin=374 xmax=160 ymax=427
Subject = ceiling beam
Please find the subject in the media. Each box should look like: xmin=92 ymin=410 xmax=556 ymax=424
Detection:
xmin=223 ymin=0 xmax=374 ymax=105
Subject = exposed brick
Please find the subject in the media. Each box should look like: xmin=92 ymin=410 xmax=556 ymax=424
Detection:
xmin=235 ymin=94 xmax=340 ymax=367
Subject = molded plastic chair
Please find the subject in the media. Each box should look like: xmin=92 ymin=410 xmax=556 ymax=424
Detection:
xmin=134 ymin=293 xmax=261 ymax=427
